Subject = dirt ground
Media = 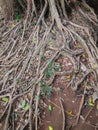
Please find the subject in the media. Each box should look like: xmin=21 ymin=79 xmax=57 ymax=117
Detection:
xmin=39 ymin=55 xmax=98 ymax=130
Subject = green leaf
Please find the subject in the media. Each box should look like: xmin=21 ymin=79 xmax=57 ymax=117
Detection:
xmin=88 ymin=97 xmax=95 ymax=107
xmin=48 ymin=41 xmax=53 ymax=45
xmin=45 ymin=61 xmax=59 ymax=78
xmin=48 ymin=105 xmax=53 ymax=112
xmin=46 ymin=86 xmax=52 ymax=98
xmin=23 ymin=104 xmax=29 ymax=111
xmin=45 ymin=68 xmax=53 ymax=78
xmin=21 ymin=100 xmax=29 ymax=110
xmin=16 ymin=78 xmax=20 ymax=83
xmin=22 ymin=86 xmax=27 ymax=92
xmin=2 ymin=97 xmax=9 ymax=102
xmin=54 ymin=63 xmax=59 ymax=72
xmin=40 ymin=81 xmax=52 ymax=99
xmin=93 ymin=64 xmax=97 ymax=69
xmin=40 ymin=55 xmax=45 ymax=60
xmin=88 ymin=102 xmax=94 ymax=107
xmin=37 ymin=95 xmax=41 ymax=101
xmin=18 ymin=28 xmax=23 ymax=35
xmin=21 ymin=100 xmax=26 ymax=108
xmin=33 ymin=37 xmax=37 ymax=44
xmin=30 ymin=80 xmax=36 ymax=85
xmin=15 ymin=12 xmax=21 ymax=22
xmin=39 ymin=80 xmax=45 ymax=86
xmin=48 ymin=61 xmax=53 ymax=67
xmin=51 ymin=29 xmax=55 ymax=34
xmin=48 ymin=126 xmax=53 ymax=130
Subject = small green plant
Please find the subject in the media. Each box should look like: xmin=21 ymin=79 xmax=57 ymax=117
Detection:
xmin=21 ymin=100 xmax=29 ymax=111
xmin=45 ymin=61 xmax=54 ymax=78
xmin=45 ymin=61 xmax=59 ymax=78
xmin=15 ymin=12 xmax=21 ymax=22
xmin=40 ymin=80 xmax=52 ymax=99
xmin=53 ymin=62 xmax=59 ymax=71
xmin=18 ymin=28 xmax=23 ymax=35
xmin=16 ymin=78 xmax=21 ymax=83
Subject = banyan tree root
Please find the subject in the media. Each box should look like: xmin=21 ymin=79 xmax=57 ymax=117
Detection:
xmin=0 ymin=0 xmax=98 ymax=130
